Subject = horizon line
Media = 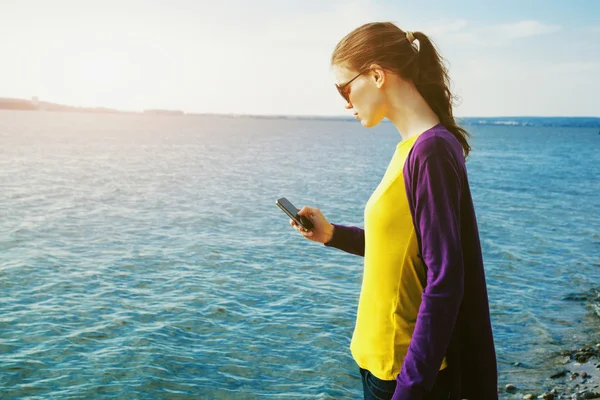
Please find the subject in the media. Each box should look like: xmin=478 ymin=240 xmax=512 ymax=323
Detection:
xmin=0 ymin=96 xmax=599 ymax=119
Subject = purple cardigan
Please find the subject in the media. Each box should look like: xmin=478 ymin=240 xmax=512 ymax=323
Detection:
xmin=324 ymin=125 xmax=498 ymax=400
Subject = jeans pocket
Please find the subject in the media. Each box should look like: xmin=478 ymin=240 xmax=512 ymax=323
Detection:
xmin=365 ymin=370 xmax=396 ymax=400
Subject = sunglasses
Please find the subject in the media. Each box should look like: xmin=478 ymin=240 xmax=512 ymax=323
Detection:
xmin=335 ymin=68 xmax=372 ymax=103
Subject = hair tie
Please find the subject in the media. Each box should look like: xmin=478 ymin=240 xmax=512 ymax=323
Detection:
xmin=406 ymin=31 xmax=415 ymax=44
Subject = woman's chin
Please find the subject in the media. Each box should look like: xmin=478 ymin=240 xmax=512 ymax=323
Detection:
xmin=360 ymin=117 xmax=372 ymax=127
xmin=360 ymin=115 xmax=383 ymax=128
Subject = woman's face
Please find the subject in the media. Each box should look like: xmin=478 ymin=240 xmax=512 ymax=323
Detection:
xmin=332 ymin=64 xmax=387 ymax=128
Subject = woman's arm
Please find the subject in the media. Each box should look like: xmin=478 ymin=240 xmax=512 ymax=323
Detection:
xmin=323 ymin=223 xmax=365 ymax=257
xmin=394 ymin=138 xmax=465 ymax=400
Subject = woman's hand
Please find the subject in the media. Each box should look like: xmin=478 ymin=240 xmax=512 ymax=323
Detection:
xmin=290 ymin=206 xmax=334 ymax=244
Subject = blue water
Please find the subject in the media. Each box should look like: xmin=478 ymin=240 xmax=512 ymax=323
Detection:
xmin=1 ymin=110 xmax=599 ymax=399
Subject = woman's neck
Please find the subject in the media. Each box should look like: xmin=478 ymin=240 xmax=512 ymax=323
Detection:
xmin=385 ymin=81 xmax=440 ymax=141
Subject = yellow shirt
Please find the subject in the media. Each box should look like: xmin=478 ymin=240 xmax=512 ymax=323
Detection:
xmin=350 ymin=133 xmax=448 ymax=380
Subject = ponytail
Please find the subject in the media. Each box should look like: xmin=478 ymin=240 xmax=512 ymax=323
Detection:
xmin=412 ymin=32 xmax=471 ymax=159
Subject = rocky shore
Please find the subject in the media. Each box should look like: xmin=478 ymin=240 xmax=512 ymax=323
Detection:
xmin=502 ymin=344 xmax=600 ymax=399
xmin=503 ymin=287 xmax=600 ymax=399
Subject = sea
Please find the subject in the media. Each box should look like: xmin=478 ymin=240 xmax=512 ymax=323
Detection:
xmin=1 ymin=110 xmax=599 ymax=399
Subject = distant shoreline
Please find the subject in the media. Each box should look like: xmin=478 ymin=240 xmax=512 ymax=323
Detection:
xmin=1 ymin=97 xmax=599 ymax=127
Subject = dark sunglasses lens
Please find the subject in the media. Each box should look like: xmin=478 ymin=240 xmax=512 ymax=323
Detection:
xmin=336 ymin=85 xmax=349 ymax=102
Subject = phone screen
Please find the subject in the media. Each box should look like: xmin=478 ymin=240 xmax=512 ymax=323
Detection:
xmin=276 ymin=197 xmax=314 ymax=230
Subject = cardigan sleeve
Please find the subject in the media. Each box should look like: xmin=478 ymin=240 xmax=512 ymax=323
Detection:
xmin=393 ymin=139 xmax=465 ymax=400
xmin=323 ymin=223 xmax=365 ymax=257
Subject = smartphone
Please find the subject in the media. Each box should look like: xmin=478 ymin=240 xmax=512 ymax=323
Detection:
xmin=275 ymin=197 xmax=314 ymax=230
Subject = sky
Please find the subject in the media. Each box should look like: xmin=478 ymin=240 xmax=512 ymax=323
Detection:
xmin=1 ymin=0 xmax=599 ymax=117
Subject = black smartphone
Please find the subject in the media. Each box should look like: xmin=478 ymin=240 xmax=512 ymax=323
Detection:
xmin=275 ymin=197 xmax=314 ymax=230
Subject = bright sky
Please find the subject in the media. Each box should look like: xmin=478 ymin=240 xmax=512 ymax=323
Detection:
xmin=1 ymin=0 xmax=599 ymax=117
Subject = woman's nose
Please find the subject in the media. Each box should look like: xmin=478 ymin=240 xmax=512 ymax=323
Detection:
xmin=344 ymin=101 xmax=353 ymax=110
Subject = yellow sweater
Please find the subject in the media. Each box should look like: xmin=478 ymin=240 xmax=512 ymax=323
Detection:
xmin=350 ymin=133 xmax=447 ymax=380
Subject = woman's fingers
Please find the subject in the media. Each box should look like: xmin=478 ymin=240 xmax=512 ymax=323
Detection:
xmin=290 ymin=219 xmax=301 ymax=232
xmin=290 ymin=218 xmax=313 ymax=236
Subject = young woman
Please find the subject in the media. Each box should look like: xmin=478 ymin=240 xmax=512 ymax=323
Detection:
xmin=290 ymin=22 xmax=498 ymax=400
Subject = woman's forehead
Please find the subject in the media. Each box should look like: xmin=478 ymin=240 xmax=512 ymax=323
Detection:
xmin=331 ymin=64 xmax=357 ymax=83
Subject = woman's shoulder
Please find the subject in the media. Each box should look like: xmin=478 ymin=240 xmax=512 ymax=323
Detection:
xmin=410 ymin=124 xmax=463 ymax=163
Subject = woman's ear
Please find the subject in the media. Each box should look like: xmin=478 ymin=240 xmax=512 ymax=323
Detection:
xmin=369 ymin=64 xmax=386 ymax=89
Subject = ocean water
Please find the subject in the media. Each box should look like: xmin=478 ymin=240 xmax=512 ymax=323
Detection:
xmin=1 ymin=110 xmax=599 ymax=399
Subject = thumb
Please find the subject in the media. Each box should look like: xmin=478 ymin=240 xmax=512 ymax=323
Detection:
xmin=297 ymin=206 xmax=311 ymax=217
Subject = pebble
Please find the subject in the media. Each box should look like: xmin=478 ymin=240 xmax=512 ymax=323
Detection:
xmin=523 ymin=395 xmax=534 ymax=400
xmin=506 ymin=384 xmax=517 ymax=392
xmin=551 ymin=370 xmax=568 ymax=379
xmin=559 ymin=356 xmax=573 ymax=364
xmin=580 ymin=391 xmax=600 ymax=399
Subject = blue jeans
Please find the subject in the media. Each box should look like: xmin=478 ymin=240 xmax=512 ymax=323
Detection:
xmin=360 ymin=367 xmax=451 ymax=400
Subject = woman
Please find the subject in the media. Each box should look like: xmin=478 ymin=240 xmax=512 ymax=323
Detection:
xmin=290 ymin=22 xmax=498 ymax=400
